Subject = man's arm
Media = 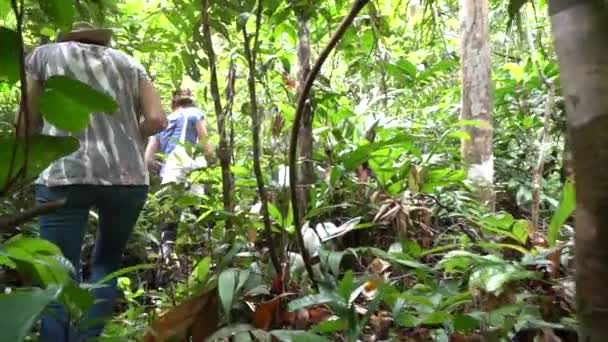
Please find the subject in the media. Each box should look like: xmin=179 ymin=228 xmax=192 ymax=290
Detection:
xmin=139 ymin=78 xmax=167 ymax=138
xmin=15 ymin=73 xmax=43 ymax=137
xmin=144 ymin=135 xmax=161 ymax=172
xmin=195 ymin=119 xmax=213 ymax=156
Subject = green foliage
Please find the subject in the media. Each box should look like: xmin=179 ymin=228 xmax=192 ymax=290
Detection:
xmin=38 ymin=0 xmax=74 ymax=31
xmin=0 ymin=27 xmax=19 ymax=83
xmin=39 ymin=75 xmax=118 ymax=133
xmin=0 ymin=135 xmax=79 ymax=190
xmin=548 ymin=178 xmax=575 ymax=246
xmin=0 ymin=286 xmax=62 ymax=342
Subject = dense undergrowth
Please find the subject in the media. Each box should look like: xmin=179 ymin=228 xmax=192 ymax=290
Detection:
xmin=0 ymin=0 xmax=578 ymax=341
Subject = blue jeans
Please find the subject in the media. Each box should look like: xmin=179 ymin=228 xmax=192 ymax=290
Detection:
xmin=35 ymin=184 xmax=148 ymax=342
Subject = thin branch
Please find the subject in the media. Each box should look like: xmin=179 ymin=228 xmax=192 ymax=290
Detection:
xmin=524 ymin=10 xmax=553 ymax=232
xmin=3 ymin=0 xmax=28 ymax=196
xmin=288 ymin=0 xmax=370 ymax=286
xmin=0 ymin=199 xmax=66 ymax=232
xmin=242 ymin=0 xmax=281 ymax=273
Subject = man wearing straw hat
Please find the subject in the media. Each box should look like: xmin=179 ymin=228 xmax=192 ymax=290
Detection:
xmin=15 ymin=21 xmax=167 ymax=341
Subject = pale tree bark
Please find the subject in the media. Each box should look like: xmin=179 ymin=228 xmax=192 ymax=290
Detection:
xmin=548 ymin=1 xmax=608 ymax=340
xmin=293 ymin=5 xmax=315 ymax=217
xmin=459 ymin=0 xmax=494 ymax=208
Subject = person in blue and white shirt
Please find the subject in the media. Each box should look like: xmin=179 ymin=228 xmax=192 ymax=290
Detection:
xmin=144 ymin=88 xmax=213 ymax=270
xmin=145 ymin=88 xmax=213 ymax=183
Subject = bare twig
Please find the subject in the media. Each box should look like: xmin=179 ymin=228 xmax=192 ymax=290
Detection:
xmin=242 ymin=0 xmax=281 ymax=273
xmin=0 ymin=199 xmax=66 ymax=232
xmin=288 ymin=0 xmax=370 ymax=286
xmin=224 ymin=58 xmax=237 ymax=164
xmin=201 ymin=0 xmax=234 ymax=228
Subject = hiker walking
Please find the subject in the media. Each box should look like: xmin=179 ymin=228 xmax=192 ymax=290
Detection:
xmin=144 ymin=88 xmax=213 ymax=271
xmin=15 ymin=22 xmax=167 ymax=341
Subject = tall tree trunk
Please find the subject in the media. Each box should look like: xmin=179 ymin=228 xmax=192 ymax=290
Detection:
xmin=459 ymin=0 xmax=494 ymax=208
xmin=548 ymin=1 xmax=608 ymax=340
xmin=293 ymin=7 xmax=315 ymax=217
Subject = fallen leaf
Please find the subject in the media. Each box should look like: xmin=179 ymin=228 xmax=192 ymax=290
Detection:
xmin=370 ymin=311 xmax=392 ymax=340
xmin=247 ymin=227 xmax=258 ymax=243
xmin=253 ymin=296 xmax=282 ymax=331
xmin=143 ymin=288 xmax=216 ymax=342
xmin=308 ymin=306 xmax=331 ymax=325
xmin=368 ymin=258 xmax=391 ymax=275
xmin=191 ymin=294 xmax=219 ymax=341
xmin=354 ymin=303 xmax=368 ymax=315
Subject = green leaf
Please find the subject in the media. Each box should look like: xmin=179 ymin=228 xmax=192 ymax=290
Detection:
xmin=0 ymin=28 xmax=20 ymax=83
xmin=39 ymin=76 xmax=118 ymax=133
xmin=270 ymin=330 xmax=331 ymax=342
xmin=60 ymin=281 xmax=94 ymax=316
xmin=512 ymin=220 xmax=529 ymax=245
xmin=548 ymin=178 xmax=575 ymax=246
xmin=0 ymin=286 xmax=62 ymax=342
xmin=337 ymin=270 xmax=355 ymax=301
xmin=311 ymin=319 xmax=346 ymax=333
xmin=219 ymin=268 xmax=238 ymax=319
xmin=1 ymin=236 xmax=72 ymax=287
xmin=452 ymin=314 xmax=480 ymax=332
xmin=287 ymin=293 xmax=339 ymax=312
xmin=39 ymin=0 xmax=74 ymax=31
xmin=96 ymin=264 xmax=155 ymax=285
xmin=191 ymin=256 xmax=211 ymax=283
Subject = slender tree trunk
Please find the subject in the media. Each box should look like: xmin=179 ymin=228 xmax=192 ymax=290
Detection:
xmin=242 ymin=0 xmax=281 ymax=273
xmin=548 ymin=1 xmax=608 ymax=340
xmin=201 ymin=0 xmax=234 ymax=229
xmin=459 ymin=0 xmax=494 ymax=208
xmin=294 ymin=7 xmax=315 ymax=217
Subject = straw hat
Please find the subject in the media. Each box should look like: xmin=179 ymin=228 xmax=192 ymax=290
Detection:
xmin=59 ymin=21 xmax=112 ymax=45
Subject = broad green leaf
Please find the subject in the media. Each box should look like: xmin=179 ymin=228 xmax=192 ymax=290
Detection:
xmin=219 ymin=268 xmax=238 ymax=319
xmin=337 ymin=270 xmax=354 ymax=301
xmin=421 ymin=311 xmax=452 ymax=325
xmin=4 ymin=235 xmax=61 ymax=255
xmin=39 ymin=76 xmax=118 ymax=133
xmin=2 ymin=236 xmax=72 ymax=287
xmin=453 ymin=314 xmax=480 ymax=332
xmin=39 ymin=0 xmax=74 ymax=30
xmin=0 ymin=28 xmax=20 ymax=83
xmin=548 ymin=179 xmax=575 ymax=246
xmin=512 ymin=220 xmax=529 ymax=245
xmin=311 ymin=319 xmax=346 ymax=333
xmin=270 ymin=330 xmax=331 ymax=342
xmin=192 ymin=256 xmax=211 ymax=283
xmin=287 ymin=293 xmax=339 ymax=312
xmin=0 ymin=134 xmax=79 ymax=190
xmin=0 ymin=286 xmax=62 ymax=342
xmin=60 ymin=281 xmax=94 ymax=316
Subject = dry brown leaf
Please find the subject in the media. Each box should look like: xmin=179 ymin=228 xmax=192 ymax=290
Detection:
xmin=370 ymin=311 xmax=392 ymax=340
xmin=308 ymin=306 xmax=331 ymax=325
xmin=143 ymin=288 xmax=216 ymax=342
xmin=368 ymin=258 xmax=391 ymax=275
xmin=191 ymin=294 xmax=219 ymax=341
xmin=247 ymin=227 xmax=258 ymax=243
xmin=253 ymin=296 xmax=282 ymax=331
